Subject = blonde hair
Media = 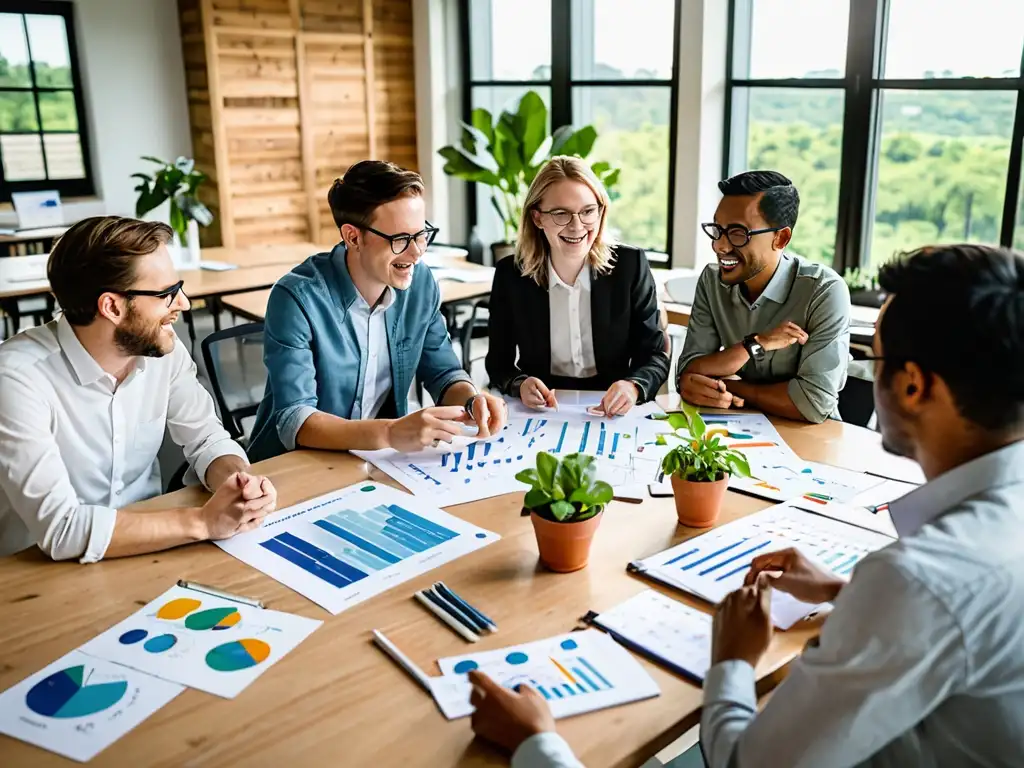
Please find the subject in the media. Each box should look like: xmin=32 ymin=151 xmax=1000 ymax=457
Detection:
xmin=515 ymin=156 xmax=615 ymax=286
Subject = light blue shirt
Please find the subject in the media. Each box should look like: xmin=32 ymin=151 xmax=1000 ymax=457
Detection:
xmin=514 ymin=440 xmax=1024 ymax=768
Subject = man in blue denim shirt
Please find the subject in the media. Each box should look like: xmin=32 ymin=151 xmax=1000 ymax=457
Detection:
xmin=248 ymin=161 xmax=505 ymax=462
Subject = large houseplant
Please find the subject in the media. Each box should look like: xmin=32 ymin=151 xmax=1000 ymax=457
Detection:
xmin=516 ymin=452 xmax=613 ymax=573
xmin=132 ymin=156 xmax=213 ymax=262
xmin=438 ymin=90 xmax=621 ymax=259
xmin=659 ymin=403 xmax=752 ymax=528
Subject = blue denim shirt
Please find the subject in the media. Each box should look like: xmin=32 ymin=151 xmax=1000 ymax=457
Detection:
xmin=247 ymin=245 xmax=471 ymax=462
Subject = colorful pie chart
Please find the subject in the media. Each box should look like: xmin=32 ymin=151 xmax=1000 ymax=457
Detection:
xmin=26 ymin=665 xmax=127 ymax=719
xmin=185 ymin=607 xmax=241 ymax=631
xmin=156 ymin=598 xmax=202 ymax=620
xmin=205 ymin=639 xmax=270 ymax=672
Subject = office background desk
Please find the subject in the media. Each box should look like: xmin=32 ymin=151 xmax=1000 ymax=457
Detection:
xmin=0 ymin=399 xmax=922 ymax=767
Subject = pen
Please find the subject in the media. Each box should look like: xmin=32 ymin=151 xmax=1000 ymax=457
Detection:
xmin=177 ymin=579 xmax=265 ymax=609
xmin=435 ymin=582 xmax=498 ymax=632
xmin=414 ymin=591 xmax=480 ymax=642
xmin=371 ymin=629 xmax=432 ymax=693
xmin=427 ymin=585 xmax=489 ymax=634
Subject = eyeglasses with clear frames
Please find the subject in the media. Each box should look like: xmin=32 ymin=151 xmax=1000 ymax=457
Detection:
xmin=537 ymin=204 xmax=603 ymax=227
xmin=364 ymin=221 xmax=440 ymax=255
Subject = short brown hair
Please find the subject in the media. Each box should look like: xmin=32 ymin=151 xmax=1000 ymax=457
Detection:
xmin=47 ymin=216 xmax=172 ymax=326
xmin=327 ymin=160 xmax=424 ymax=229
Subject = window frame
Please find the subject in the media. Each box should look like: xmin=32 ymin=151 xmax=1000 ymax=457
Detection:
xmin=0 ymin=0 xmax=94 ymax=202
xmin=724 ymin=0 xmax=1024 ymax=275
xmin=459 ymin=0 xmax=683 ymax=265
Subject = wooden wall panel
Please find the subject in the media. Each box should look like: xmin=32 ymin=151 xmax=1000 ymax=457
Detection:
xmin=177 ymin=0 xmax=418 ymax=248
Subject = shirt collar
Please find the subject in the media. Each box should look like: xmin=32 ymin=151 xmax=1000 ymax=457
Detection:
xmin=889 ymin=440 xmax=1024 ymax=537
xmin=56 ymin=314 xmax=110 ymax=386
xmin=354 ymin=285 xmax=396 ymax=312
xmin=548 ymin=260 xmax=590 ymax=291
xmin=757 ymin=252 xmax=796 ymax=305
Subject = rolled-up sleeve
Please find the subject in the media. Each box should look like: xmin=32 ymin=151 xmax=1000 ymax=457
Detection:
xmin=512 ymin=733 xmax=585 ymax=768
xmin=263 ymin=284 xmax=322 ymax=451
xmin=417 ymin=275 xmax=472 ymax=402
xmin=0 ymin=372 xmax=116 ymax=562
xmin=787 ymin=278 xmax=850 ymax=423
xmin=675 ymin=267 xmax=723 ymax=383
xmin=165 ymin=339 xmax=249 ymax=490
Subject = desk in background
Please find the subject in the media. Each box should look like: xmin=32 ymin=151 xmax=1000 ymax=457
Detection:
xmin=0 ymin=399 xmax=922 ymax=767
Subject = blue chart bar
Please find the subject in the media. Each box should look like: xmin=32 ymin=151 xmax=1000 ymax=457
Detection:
xmin=387 ymin=504 xmax=458 ymax=542
xmin=573 ymin=667 xmax=600 ymax=692
xmin=314 ymin=519 xmax=402 ymax=564
xmin=441 ymin=453 xmax=449 ymax=468
xmin=562 ymin=684 xmax=577 ymax=697
xmin=579 ymin=422 xmax=591 ymax=453
xmin=717 ymin=563 xmax=753 ymax=582
xmin=484 ymin=442 xmax=492 ymax=457
xmin=681 ymin=540 xmax=747 ymax=571
xmin=552 ymin=688 xmax=564 ymax=699
xmin=537 ymin=686 xmax=552 ymax=700
xmin=577 ymin=657 xmax=613 ymax=689
xmin=699 ymin=540 xmax=772 ymax=576
xmin=597 ymin=423 xmax=606 ymax=456
xmin=276 ymin=531 xmax=368 ymax=582
xmin=522 ymin=419 xmax=533 ymax=437
xmin=836 ymin=555 xmax=859 ymax=574
xmin=468 ymin=443 xmax=476 ymax=461
xmin=666 ymin=548 xmax=699 ymax=566
xmin=824 ymin=552 xmax=844 ymax=565
xmin=610 ymin=432 xmax=620 ymax=459
xmin=261 ymin=537 xmax=352 ymax=588
xmin=453 ymin=453 xmax=462 ymax=472
xmin=554 ymin=423 xmax=568 ymax=453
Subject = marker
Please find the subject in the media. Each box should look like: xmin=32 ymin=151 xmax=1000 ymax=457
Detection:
xmin=427 ymin=585 xmax=487 ymax=634
xmin=371 ymin=630 xmax=432 ymax=692
xmin=177 ymin=580 xmax=264 ymax=609
xmin=414 ymin=590 xmax=479 ymax=642
xmin=435 ymin=581 xmax=498 ymax=632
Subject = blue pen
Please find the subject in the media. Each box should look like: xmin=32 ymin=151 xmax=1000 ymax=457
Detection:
xmin=436 ymin=581 xmax=498 ymax=632
xmin=429 ymin=585 xmax=489 ymax=634
xmin=420 ymin=587 xmax=481 ymax=638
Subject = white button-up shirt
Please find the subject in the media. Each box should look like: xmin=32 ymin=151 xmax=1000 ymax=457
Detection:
xmin=548 ymin=262 xmax=597 ymax=379
xmin=0 ymin=317 xmax=248 ymax=562
xmin=349 ymin=286 xmax=394 ymax=420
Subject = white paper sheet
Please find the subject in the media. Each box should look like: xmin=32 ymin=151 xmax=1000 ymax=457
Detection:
xmin=634 ymin=500 xmax=896 ymax=629
xmin=216 ymin=483 xmax=500 ymax=614
xmin=732 ymin=460 xmax=887 ymax=505
xmin=0 ymin=649 xmax=182 ymax=762
xmin=79 ymin=585 xmax=321 ymax=699
xmin=435 ymin=630 xmax=660 ymax=719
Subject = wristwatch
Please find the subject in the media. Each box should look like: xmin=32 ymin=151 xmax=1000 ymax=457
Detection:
xmin=742 ymin=333 xmax=766 ymax=362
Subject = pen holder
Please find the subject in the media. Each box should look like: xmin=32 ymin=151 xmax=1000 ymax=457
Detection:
xmin=527 ymin=508 xmax=604 ymax=573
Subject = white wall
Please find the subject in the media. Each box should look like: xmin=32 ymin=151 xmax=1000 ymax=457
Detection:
xmin=0 ymin=0 xmax=192 ymax=225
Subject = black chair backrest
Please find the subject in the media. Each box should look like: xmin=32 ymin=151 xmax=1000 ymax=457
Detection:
xmin=200 ymin=322 xmax=266 ymax=440
xmin=838 ymin=375 xmax=876 ymax=428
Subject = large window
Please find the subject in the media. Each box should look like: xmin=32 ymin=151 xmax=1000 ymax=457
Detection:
xmin=726 ymin=0 xmax=1024 ymax=275
xmin=0 ymin=2 xmax=92 ymax=201
xmin=462 ymin=0 xmax=680 ymax=259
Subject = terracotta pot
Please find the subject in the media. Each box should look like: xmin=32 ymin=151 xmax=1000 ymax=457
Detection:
xmin=670 ymin=473 xmax=729 ymax=528
xmin=528 ymin=508 xmax=604 ymax=573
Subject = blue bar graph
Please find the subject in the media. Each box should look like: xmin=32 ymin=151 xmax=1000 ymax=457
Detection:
xmin=680 ymin=540 xmax=747 ymax=571
xmin=554 ymin=423 xmax=568 ymax=453
xmin=666 ymin=548 xmax=699 ymax=565
xmin=824 ymin=552 xmax=844 ymax=565
xmin=468 ymin=443 xmax=476 ymax=461
xmin=579 ymin=422 xmax=591 ymax=453
xmin=260 ymin=538 xmax=352 ymax=588
xmin=609 ymin=432 xmax=620 ymax=459
xmin=276 ymin=532 xmax=368 ymax=582
xmin=597 ymin=423 xmax=606 ymax=456
xmin=716 ymin=563 xmax=753 ymax=582
xmin=562 ymin=684 xmax=576 ymax=696
xmin=572 ymin=667 xmax=600 ymax=692
xmin=836 ymin=555 xmax=859 ymax=574
xmin=537 ymin=686 xmax=552 ymax=700
xmin=698 ymin=540 xmax=772 ymax=576
xmin=552 ymin=688 xmax=564 ymax=698
xmin=577 ymin=657 xmax=613 ymax=689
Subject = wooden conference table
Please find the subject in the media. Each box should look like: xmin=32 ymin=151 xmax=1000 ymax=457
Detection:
xmin=0 ymin=396 xmax=922 ymax=767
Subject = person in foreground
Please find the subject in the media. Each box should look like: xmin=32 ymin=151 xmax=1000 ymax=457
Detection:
xmin=0 ymin=217 xmax=276 ymax=562
xmin=248 ymin=160 xmax=505 ymax=462
xmin=676 ymin=170 xmax=850 ymax=423
xmin=486 ymin=156 xmax=669 ymax=416
xmin=464 ymin=243 xmax=1024 ymax=766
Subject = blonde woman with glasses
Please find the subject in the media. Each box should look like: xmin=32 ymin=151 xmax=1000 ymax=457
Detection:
xmin=485 ymin=156 xmax=669 ymax=415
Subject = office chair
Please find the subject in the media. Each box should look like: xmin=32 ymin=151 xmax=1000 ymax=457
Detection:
xmin=200 ymin=322 xmax=267 ymax=443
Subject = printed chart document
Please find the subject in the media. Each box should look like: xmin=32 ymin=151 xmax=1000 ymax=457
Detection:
xmin=630 ymin=500 xmax=896 ymax=629
xmin=435 ymin=630 xmax=659 ymax=719
xmin=589 ymin=590 xmax=712 ymax=684
xmin=0 ymin=649 xmax=182 ymax=762
xmin=217 ymin=483 xmax=500 ymax=614
xmin=80 ymin=585 xmax=321 ymax=699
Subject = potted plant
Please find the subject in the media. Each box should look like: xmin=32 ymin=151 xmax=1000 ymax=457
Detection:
xmin=659 ymin=403 xmax=752 ymax=528
xmin=515 ymin=452 xmax=613 ymax=573
xmin=843 ymin=267 xmax=888 ymax=308
xmin=438 ymin=90 xmax=621 ymax=264
xmin=132 ymin=156 xmax=214 ymax=268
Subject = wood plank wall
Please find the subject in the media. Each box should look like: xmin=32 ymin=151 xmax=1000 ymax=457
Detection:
xmin=178 ymin=0 xmax=418 ymax=247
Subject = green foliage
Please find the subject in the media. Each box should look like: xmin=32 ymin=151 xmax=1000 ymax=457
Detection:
xmin=132 ymin=156 xmax=213 ymax=246
xmin=515 ymin=452 xmax=614 ymax=523
xmin=438 ymin=90 xmax=621 ymax=243
xmin=843 ymin=267 xmax=878 ymax=292
xmin=659 ymin=402 xmax=752 ymax=484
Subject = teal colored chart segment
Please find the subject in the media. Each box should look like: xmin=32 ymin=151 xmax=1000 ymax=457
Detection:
xmin=25 ymin=665 xmax=128 ymax=718
xmin=205 ymin=639 xmax=270 ymax=672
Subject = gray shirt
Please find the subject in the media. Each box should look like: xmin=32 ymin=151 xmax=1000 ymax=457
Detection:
xmin=676 ymin=253 xmax=851 ymax=423
xmin=702 ymin=439 xmax=1024 ymax=768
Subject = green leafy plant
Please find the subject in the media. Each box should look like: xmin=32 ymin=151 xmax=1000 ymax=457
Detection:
xmin=515 ymin=452 xmax=614 ymax=523
xmin=438 ymin=90 xmax=621 ymax=243
xmin=843 ymin=267 xmax=879 ymax=293
xmin=132 ymin=156 xmax=213 ymax=246
xmin=659 ymin=402 xmax=752 ymax=483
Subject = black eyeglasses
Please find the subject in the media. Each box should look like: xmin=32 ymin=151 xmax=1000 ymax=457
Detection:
xmin=537 ymin=205 xmax=603 ymax=227
xmin=702 ymin=222 xmax=782 ymax=248
xmin=364 ymin=221 xmax=440 ymax=255
xmin=106 ymin=280 xmax=185 ymax=308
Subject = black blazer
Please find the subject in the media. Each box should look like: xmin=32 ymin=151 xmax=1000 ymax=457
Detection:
xmin=485 ymin=245 xmax=669 ymax=402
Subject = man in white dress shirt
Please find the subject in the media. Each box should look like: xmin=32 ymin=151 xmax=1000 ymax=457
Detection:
xmin=466 ymin=243 xmax=1024 ymax=767
xmin=0 ymin=216 xmax=277 ymax=562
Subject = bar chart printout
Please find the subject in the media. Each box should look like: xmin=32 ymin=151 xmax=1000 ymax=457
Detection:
xmin=216 ymin=483 xmax=500 ymax=614
xmin=633 ymin=500 xmax=896 ymax=629
xmin=436 ymin=630 xmax=660 ymax=719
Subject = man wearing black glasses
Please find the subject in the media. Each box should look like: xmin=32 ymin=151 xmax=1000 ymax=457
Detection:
xmin=675 ymin=171 xmax=851 ymax=423
xmin=0 ymin=216 xmax=276 ymax=562
xmin=248 ymin=160 xmax=505 ymax=461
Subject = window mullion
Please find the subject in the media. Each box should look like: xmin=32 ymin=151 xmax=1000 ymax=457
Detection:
xmin=18 ymin=12 xmax=50 ymax=182
xmin=998 ymin=44 xmax=1024 ymax=246
xmin=551 ymin=1 xmax=571 ymax=128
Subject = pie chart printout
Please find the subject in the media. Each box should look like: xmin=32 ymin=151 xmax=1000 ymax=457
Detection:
xmin=205 ymin=639 xmax=271 ymax=672
xmin=25 ymin=665 xmax=128 ymax=719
